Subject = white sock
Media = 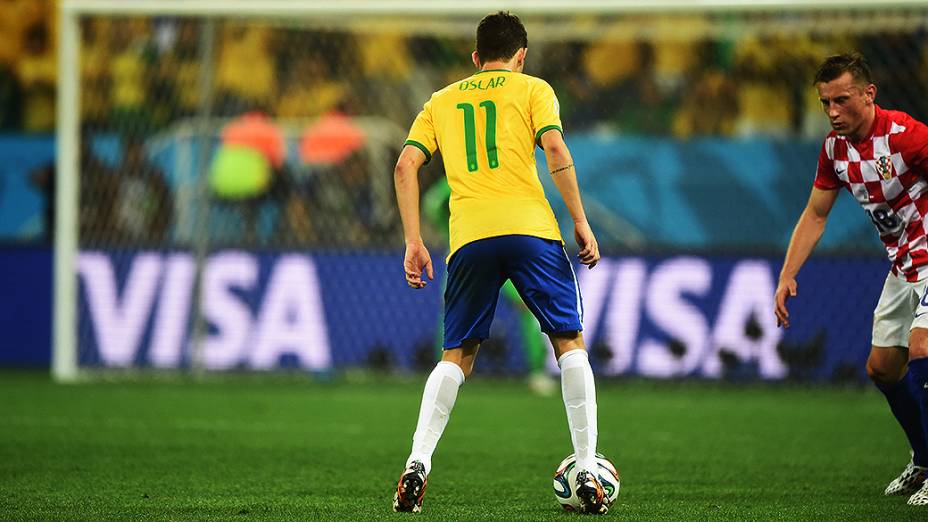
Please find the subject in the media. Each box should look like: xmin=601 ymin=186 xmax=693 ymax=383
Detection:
xmin=406 ymin=361 xmax=465 ymax=475
xmin=559 ymin=349 xmax=599 ymax=475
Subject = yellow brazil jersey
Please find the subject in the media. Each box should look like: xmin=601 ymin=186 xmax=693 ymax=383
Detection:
xmin=405 ymin=69 xmax=564 ymax=259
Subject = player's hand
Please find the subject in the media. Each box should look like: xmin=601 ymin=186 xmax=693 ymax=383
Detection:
xmin=574 ymin=221 xmax=599 ymax=269
xmin=404 ymin=240 xmax=434 ymax=289
xmin=774 ymin=277 xmax=797 ymax=328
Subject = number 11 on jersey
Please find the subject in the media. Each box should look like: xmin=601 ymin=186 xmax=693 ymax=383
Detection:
xmin=456 ymin=101 xmax=499 ymax=172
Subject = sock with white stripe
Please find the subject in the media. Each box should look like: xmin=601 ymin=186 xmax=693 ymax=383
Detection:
xmin=559 ymin=349 xmax=599 ymax=475
xmin=406 ymin=361 xmax=465 ymax=475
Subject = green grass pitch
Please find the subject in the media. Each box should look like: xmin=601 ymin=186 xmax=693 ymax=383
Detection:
xmin=0 ymin=371 xmax=925 ymax=521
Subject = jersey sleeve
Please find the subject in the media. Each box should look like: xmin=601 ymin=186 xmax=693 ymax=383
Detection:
xmin=530 ymin=79 xmax=563 ymax=148
xmin=404 ymin=97 xmax=437 ymax=164
xmin=813 ymin=139 xmax=840 ymax=190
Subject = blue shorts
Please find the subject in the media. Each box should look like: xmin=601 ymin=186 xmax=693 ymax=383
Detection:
xmin=443 ymin=235 xmax=583 ymax=349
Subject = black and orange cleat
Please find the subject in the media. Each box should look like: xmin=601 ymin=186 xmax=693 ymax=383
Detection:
xmin=392 ymin=461 xmax=428 ymax=513
xmin=575 ymin=470 xmax=608 ymax=515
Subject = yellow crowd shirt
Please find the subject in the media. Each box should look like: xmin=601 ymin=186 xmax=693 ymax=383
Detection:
xmin=405 ymin=69 xmax=564 ymax=258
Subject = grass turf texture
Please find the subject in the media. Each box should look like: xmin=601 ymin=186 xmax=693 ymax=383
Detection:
xmin=0 ymin=372 xmax=924 ymax=521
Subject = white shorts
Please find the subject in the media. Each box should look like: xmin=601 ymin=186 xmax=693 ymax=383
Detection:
xmin=872 ymin=271 xmax=928 ymax=348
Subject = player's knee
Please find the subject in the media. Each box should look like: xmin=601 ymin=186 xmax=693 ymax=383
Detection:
xmin=909 ymin=329 xmax=928 ymax=359
xmin=441 ymin=358 xmax=474 ymax=379
xmin=549 ymin=331 xmax=584 ymax=359
xmin=459 ymin=361 xmax=475 ymax=380
xmin=866 ymin=358 xmax=904 ymax=385
xmin=436 ymin=357 xmax=473 ymax=381
xmin=440 ymin=341 xmax=479 ymax=379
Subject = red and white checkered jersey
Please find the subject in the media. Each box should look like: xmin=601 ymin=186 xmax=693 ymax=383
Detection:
xmin=815 ymin=105 xmax=928 ymax=281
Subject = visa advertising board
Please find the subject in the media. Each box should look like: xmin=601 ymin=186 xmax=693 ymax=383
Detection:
xmin=72 ymin=251 xmax=886 ymax=381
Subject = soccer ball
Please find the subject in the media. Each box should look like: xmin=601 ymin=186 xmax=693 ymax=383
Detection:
xmin=552 ymin=453 xmax=620 ymax=512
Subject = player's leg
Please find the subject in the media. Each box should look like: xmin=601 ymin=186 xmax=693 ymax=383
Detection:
xmin=394 ymin=353 xmax=464 ymax=512
xmin=904 ymin=287 xmax=928 ymax=506
xmin=394 ymin=240 xmax=504 ymax=512
xmin=405 ymin=343 xmax=477 ymax=473
xmin=550 ymin=332 xmax=606 ymax=514
xmin=549 ymin=332 xmax=597 ymax=473
xmin=868 ymin=346 xmax=928 ymax=496
xmin=505 ymin=236 xmax=606 ymax=514
xmin=394 ymin=341 xmax=479 ymax=511
xmin=870 ymin=273 xmax=928 ymax=499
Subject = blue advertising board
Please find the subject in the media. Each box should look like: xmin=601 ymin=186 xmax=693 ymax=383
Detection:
xmin=64 ymin=250 xmax=886 ymax=381
xmin=0 ymin=246 xmax=53 ymax=365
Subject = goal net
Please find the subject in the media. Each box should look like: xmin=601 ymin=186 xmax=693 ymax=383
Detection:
xmin=56 ymin=1 xmax=928 ymax=381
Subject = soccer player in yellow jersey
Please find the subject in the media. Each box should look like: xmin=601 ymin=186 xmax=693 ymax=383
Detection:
xmin=392 ymin=12 xmax=606 ymax=514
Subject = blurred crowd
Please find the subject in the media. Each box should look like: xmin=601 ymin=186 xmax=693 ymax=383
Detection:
xmin=7 ymin=4 xmax=928 ymax=248
xmin=0 ymin=0 xmax=56 ymax=132
xmin=3 ymin=7 xmax=927 ymax=137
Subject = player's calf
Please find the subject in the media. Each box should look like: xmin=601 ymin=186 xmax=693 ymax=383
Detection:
xmin=393 ymin=461 xmax=428 ymax=513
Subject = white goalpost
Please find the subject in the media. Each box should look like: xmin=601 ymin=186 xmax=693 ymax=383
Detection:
xmin=55 ymin=0 xmax=928 ymax=381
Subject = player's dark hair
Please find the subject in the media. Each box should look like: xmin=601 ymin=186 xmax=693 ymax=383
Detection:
xmin=813 ymin=52 xmax=873 ymax=86
xmin=475 ymin=11 xmax=528 ymax=63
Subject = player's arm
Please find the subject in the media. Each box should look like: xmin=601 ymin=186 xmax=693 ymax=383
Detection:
xmin=394 ymin=145 xmax=433 ymax=289
xmin=540 ymin=129 xmax=599 ymax=269
xmin=775 ymin=187 xmax=839 ymax=327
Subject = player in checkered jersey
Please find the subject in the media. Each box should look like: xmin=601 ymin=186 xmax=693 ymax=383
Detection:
xmin=775 ymin=52 xmax=928 ymax=506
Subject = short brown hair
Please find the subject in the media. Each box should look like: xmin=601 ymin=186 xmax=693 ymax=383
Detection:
xmin=813 ymin=52 xmax=873 ymax=86
xmin=475 ymin=11 xmax=528 ymax=63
